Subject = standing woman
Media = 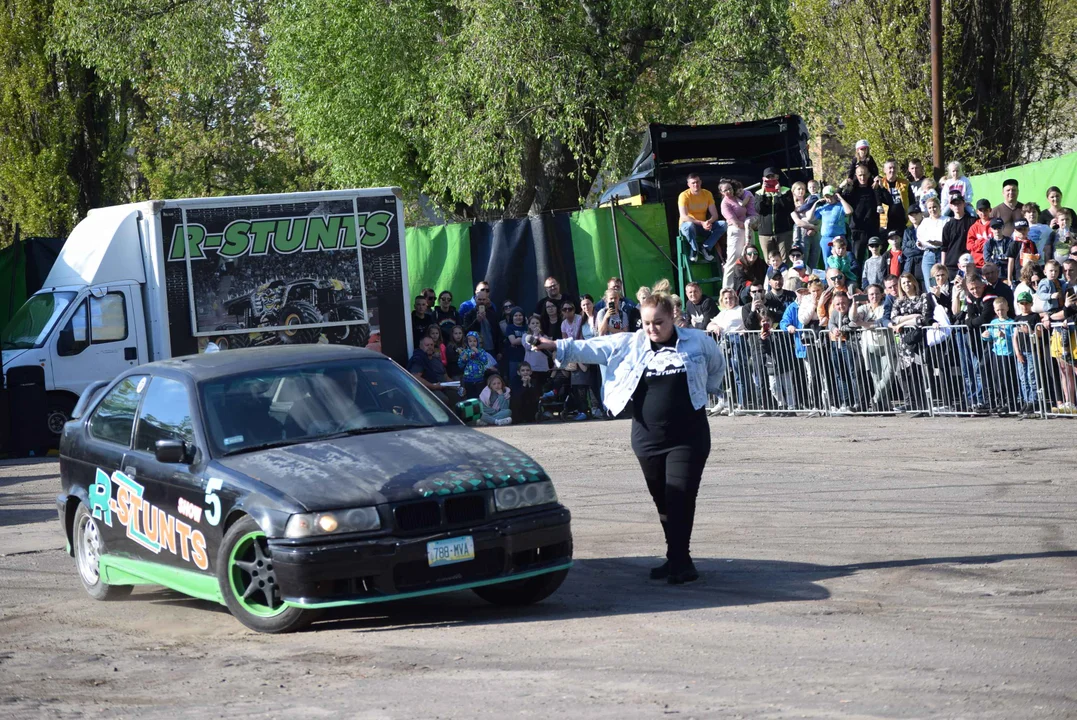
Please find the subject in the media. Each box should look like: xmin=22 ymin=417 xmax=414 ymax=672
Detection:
xmin=720 ymin=178 xmax=757 ymax=289
xmin=539 ymin=298 xmax=563 ymax=340
xmin=531 ymin=281 xmax=726 ymax=584
xmin=917 ymin=196 xmax=949 ymax=284
xmin=890 ymin=272 xmax=935 ymax=413
xmin=580 ymin=294 xmax=605 ymax=417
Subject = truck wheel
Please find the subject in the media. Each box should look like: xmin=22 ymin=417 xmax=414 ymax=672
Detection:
xmin=212 ymin=324 xmax=250 ymax=350
xmin=325 ymin=306 xmax=370 ymax=347
xmin=472 ymin=568 xmax=569 ymax=606
xmin=217 ymin=516 xmax=319 ymax=633
xmin=46 ymin=394 xmax=76 ymax=443
xmin=73 ymin=504 xmax=132 ymax=601
xmin=275 ymin=301 xmax=322 ymax=345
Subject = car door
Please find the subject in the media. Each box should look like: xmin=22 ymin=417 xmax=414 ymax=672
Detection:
xmin=123 ymin=376 xmax=219 ymax=575
xmin=50 ymin=288 xmax=140 ymax=397
xmin=81 ymin=374 xmax=149 ymax=557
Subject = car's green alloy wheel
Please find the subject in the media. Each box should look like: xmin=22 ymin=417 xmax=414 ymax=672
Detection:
xmin=73 ymin=504 xmax=132 ymax=601
xmin=217 ymin=516 xmax=318 ymax=633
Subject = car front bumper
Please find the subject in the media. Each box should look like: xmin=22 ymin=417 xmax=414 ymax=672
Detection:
xmin=268 ymin=505 xmax=572 ymax=608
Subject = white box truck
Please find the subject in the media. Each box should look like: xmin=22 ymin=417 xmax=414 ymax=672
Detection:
xmin=1 ymin=188 xmax=413 ymax=442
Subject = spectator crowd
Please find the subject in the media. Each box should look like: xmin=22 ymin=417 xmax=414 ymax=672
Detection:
xmin=408 ymin=142 xmax=1077 ymax=423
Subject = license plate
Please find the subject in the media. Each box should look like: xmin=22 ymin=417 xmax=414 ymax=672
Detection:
xmin=427 ymin=536 xmax=475 ymax=567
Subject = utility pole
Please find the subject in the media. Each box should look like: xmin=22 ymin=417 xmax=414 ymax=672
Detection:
xmin=929 ymin=0 xmax=944 ymax=180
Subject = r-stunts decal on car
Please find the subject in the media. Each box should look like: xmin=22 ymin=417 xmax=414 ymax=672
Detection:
xmin=88 ymin=469 xmax=210 ymax=571
xmin=167 ymin=210 xmax=394 ymax=261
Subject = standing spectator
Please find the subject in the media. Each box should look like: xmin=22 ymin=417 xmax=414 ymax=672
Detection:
xmin=678 ymin=174 xmax=724 ymax=263
xmin=967 ymin=199 xmax=994 ymax=268
xmin=535 ymin=277 xmax=576 ymax=316
xmin=538 ymin=298 xmax=563 ymax=340
xmin=982 ymin=262 xmax=1015 ymax=311
xmin=1023 ymin=203 xmax=1054 ymax=259
xmin=827 ymin=292 xmax=861 ymax=412
xmin=885 ymin=230 xmax=904 ymax=278
xmin=511 ymin=362 xmax=541 ymax=423
xmin=408 ymin=335 xmax=452 ymax=405
xmin=434 ymin=291 xmax=460 ymax=336
xmin=991 ymin=178 xmax=1023 ymax=236
xmin=1039 ymin=186 xmax=1076 ymax=229
xmin=983 ymin=218 xmax=1012 ymax=269
xmin=917 ymin=196 xmax=950 ymax=283
xmin=812 ymin=185 xmax=854 ymax=267
xmin=683 ymin=282 xmax=719 ymax=330
xmin=839 ymin=163 xmax=885 ymax=281
xmin=927 ymin=264 xmax=954 ymax=320
xmin=445 ymin=325 xmax=466 ymax=379
xmin=783 ymin=245 xmax=814 ymax=290
xmin=731 ymin=246 xmax=767 ymax=300
xmin=412 ymin=295 xmax=435 ymax=346
xmin=765 ymin=272 xmax=796 ymax=312
xmin=1011 ymin=291 xmax=1041 ymax=415
xmin=941 ymin=191 xmax=976 ymax=276
xmin=1008 ymin=219 xmax=1039 ymax=286
xmin=1045 ymin=286 xmax=1077 ymax=412
xmin=980 ymin=298 xmax=1018 ymax=413
xmin=597 ymin=286 xmax=631 ymax=335
xmin=878 ymin=159 xmax=912 ymax=235
xmin=426 ymin=324 xmax=448 ymax=367
xmin=532 ymin=283 xmax=727 ymax=584
xmin=790 ymin=181 xmax=819 ymax=263
xmin=953 ymin=271 xmax=994 ymax=412
xmin=826 ymin=236 xmax=858 ymax=287
xmin=560 ymin=300 xmax=584 ymax=341
xmin=594 ymin=277 xmax=637 ymax=313
xmin=458 ymin=331 xmax=494 ymax=399
xmin=939 ymin=161 xmax=974 ymax=214
xmin=1036 ymin=259 xmax=1067 ymax=314
xmin=720 ymin=178 xmax=758 ymax=288
xmin=579 ymin=294 xmax=605 ymax=417
xmin=907 ymin=158 xmax=929 ymax=204
xmin=862 ymin=236 xmax=889 ymax=289
xmin=502 ymin=306 xmax=528 ymax=380
xmin=1014 ymin=263 xmax=1044 ymax=312
xmin=523 ymin=315 xmax=552 ymax=387
xmin=846 ymin=139 xmax=879 ymax=180
xmin=499 ymin=299 xmax=517 ymax=336
xmin=902 ymin=205 xmax=925 ymax=280
xmin=463 ymin=292 xmax=503 ymax=354
xmin=580 ymin=294 xmax=598 ymax=337
xmin=891 ymin=273 xmax=935 ymax=413
xmin=1054 ymin=210 xmax=1073 ymax=262
xmin=478 ymin=374 xmax=513 ymax=426
xmin=756 ymin=167 xmax=796 ymax=262
xmin=458 ymin=280 xmax=491 ymax=317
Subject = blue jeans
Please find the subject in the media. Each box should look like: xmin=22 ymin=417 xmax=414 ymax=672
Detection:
xmin=681 ymin=221 xmax=726 ymax=254
xmin=921 ymin=249 xmax=939 ymax=283
xmin=830 ymin=343 xmax=859 ymax=408
xmin=955 ymin=328 xmax=984 ymax=407
xmin=1016 ymin=356 xmax=1037 ymax=405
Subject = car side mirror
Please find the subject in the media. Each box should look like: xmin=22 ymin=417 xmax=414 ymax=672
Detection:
xmin=455 ymin=398 xmax=483 ymax=424
xmin=155 ymin=439 xmax=189 ymax=464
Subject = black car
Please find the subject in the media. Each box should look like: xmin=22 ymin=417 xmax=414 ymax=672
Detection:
xmin=56 ymin=345 xmax=572 ymax=633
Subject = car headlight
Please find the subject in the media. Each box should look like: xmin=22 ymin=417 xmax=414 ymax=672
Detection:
xmin=284 ymin=507 xmax=381 ymax=538
xmin=494 ymin=481 xmax=558 ymax=512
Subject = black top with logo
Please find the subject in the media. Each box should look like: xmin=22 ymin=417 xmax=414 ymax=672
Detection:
xmin=631 ymin=330 xmax=709 ymax=455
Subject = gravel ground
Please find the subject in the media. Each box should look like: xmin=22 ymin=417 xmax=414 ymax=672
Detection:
xmin=1 ymin=416 xmax=1075 ymax=719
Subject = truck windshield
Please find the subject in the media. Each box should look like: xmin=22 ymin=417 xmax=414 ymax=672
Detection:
xmin=1 ymin=292 xmax=77 ymax=350
xmin=200 ymin=357 xmax=457 ymax=458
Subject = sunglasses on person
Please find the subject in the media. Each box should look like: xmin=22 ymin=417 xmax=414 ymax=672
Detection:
xmin=749 ymin=289 xmax=765 ymax=295
xmin=827 ymin=274 xmax=841 ymax=281
xmin=561 ymin=305 xmax=575 ymax=313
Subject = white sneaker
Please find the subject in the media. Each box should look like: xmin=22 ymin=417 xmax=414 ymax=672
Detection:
xmin=708 ymin=398 xmax=729 ymax=416
xmin=493 ymin=417 xmax=512 ymax=426
xmin=690 ymin=253 xmax=699 ymax=263
xmin=838 ymin=405 xmax=851 ymax=413
xmin=701 ymin=249 xmax=715 ymax=262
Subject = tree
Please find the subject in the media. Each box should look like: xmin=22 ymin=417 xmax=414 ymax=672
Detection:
xmin=267 ymin=0 xmax=796 ymax=220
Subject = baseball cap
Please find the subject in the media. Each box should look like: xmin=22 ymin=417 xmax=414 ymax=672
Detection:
xmin=1013 ymin=218 xmax=1030 ymax=231
xmin=907 ymin=204 xmax=923 ymax=215
xmin=763 ymin=167 xmax=779 ymax=177
xmin=822 ymin=184 xmax=836 ymax=196
xmin=949 ymin=191 xmax=966 ymax=204
xmin=976 ymin=198 xmax=992 ymax=211
xmin=867 ymin=236 xmax=883 ymax=246
xmin=958 ymin=253 xmax=973 ymax=266
xmin=789 ymin=244 xmax=805 ymax=256
xmin=1016 ymin=291 xmax=1034 ymax=304
xmin=855 ymin=139 xmax=870 ymax=150
xmin=989 ymin=217 xmax=1005 ymax=229
xmin=887 ymin=229 xmax=901 ymax=238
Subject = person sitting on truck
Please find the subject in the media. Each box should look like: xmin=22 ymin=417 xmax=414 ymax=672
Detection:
xmin=678 ymin=173 xmax=725 ymax=263
xmin=408 ymin=335 xmax=452 ymax=405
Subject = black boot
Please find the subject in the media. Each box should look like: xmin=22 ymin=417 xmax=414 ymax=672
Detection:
xmin=650 ymin=520 xmax=672 ymax=579
xmin=667 ymin=557 xmax=699 ymax=585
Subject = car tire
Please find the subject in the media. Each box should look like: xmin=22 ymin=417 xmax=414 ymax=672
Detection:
xmin=471 ymin=568 xmax=569 ymax=606
xmin=217 ymin=516 xmax=319 ymax=633
xmin=73 ymin=504 xmax=132 ymax=601
xmin=46 ymin=394 xmax=76 ymax=445
xmin=275 ymin=301 xmax=322 ymax=345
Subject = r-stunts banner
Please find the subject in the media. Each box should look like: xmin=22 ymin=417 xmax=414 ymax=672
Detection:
xmin=162 ymin=194 xmax=409 ymax=364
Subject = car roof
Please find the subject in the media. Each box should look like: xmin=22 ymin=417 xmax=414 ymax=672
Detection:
xmin=143 ymin=345 xmax=387 ymax=382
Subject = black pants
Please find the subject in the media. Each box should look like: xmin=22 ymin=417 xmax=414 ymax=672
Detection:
xmin=635 ymin=437 xmax=710 ymax=567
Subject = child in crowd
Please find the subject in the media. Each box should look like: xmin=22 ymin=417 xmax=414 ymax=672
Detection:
xmin=511 ymin=361 xmax=541 ymax=423
xmin=477 ymin=374 xmax=512 ymax=426
xmin=1054 ymin=210 xmax=1072 ymax=262
xmin=861 ymin=236 xmax=888 ymax=289
xmin=445 ymin=324 xmax=466 ymax=379
xmin=503 ymin=307 xmax=528 ymax=380
xmin=1012 ymin=292 xmax=1041 ymax=415
xmin=981 ymin=297 xmax=1017 ymax=413
xmin=1036 ymin=260 xmax=1066 ymax=313
xmin=765 ymin=250 xmax=787 ymax=283
xmin=917 ymin=178 xmax=938 ymax=214
xmin=1008 ymin=219 xmax=1038 ymax=286
xmin=458 ymin=331 xmax=493 ymax=398
xmin=1024 ymin=203 xmax=1054 ymax=259
xmin=425 ymin=324 xmax=447 ymax=367
xmin=939 ymin=161 xmax=974 ymax=214
xmin=826 ymin=236 xmax=858 ymax=288
xmin=901 ymin=205 xmax=924 ymax=280
xmin=983 ymin=218 xmax=1012 ymax=269
xmin=522 ymin=314 xmax=552 ymax=388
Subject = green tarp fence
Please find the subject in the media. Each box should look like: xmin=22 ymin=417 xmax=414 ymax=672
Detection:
xmin=970 ymin=150 xmax=1077 ymax=209
xmin=0 ymin=243 xmax=27 ymax=328
xmin=405 ymin=222 xmax=475 ymax=307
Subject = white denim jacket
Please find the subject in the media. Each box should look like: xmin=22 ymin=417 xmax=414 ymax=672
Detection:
xmin=555 ymin=328 xmax=726 ymax=416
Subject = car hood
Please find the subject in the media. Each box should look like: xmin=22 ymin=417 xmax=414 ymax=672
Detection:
xmin=214 ymin=426 xmax=550 ymax=510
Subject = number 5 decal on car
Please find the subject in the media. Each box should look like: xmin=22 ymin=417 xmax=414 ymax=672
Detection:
xmin=205 ymin=478 xmax=224 ymax=526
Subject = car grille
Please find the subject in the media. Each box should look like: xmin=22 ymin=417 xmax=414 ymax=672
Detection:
xmin=393 ymin=548 xmax=505 ymax=591
xmin=393 ymin=494 xmax=489 ymax=533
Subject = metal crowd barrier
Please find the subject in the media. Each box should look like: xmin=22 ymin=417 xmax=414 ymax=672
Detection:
xmin=711 ymin=320 xmax=1077 ymax=419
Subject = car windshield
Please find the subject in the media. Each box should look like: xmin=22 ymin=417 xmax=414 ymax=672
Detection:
xmin=1 ymin=291 xmax=77 ymax=350
xmin=200 ymin=357 xmax=456 ymax=458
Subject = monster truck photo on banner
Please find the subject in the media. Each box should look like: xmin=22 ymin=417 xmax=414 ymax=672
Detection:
xmin=162 ymin=191 xmax=410 ymax=365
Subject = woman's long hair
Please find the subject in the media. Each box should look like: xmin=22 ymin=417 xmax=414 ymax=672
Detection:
xmin=637 ymin=279 xmax=675 ymax=317
xmin=898 ymin=272 xmax=922 ymax=299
